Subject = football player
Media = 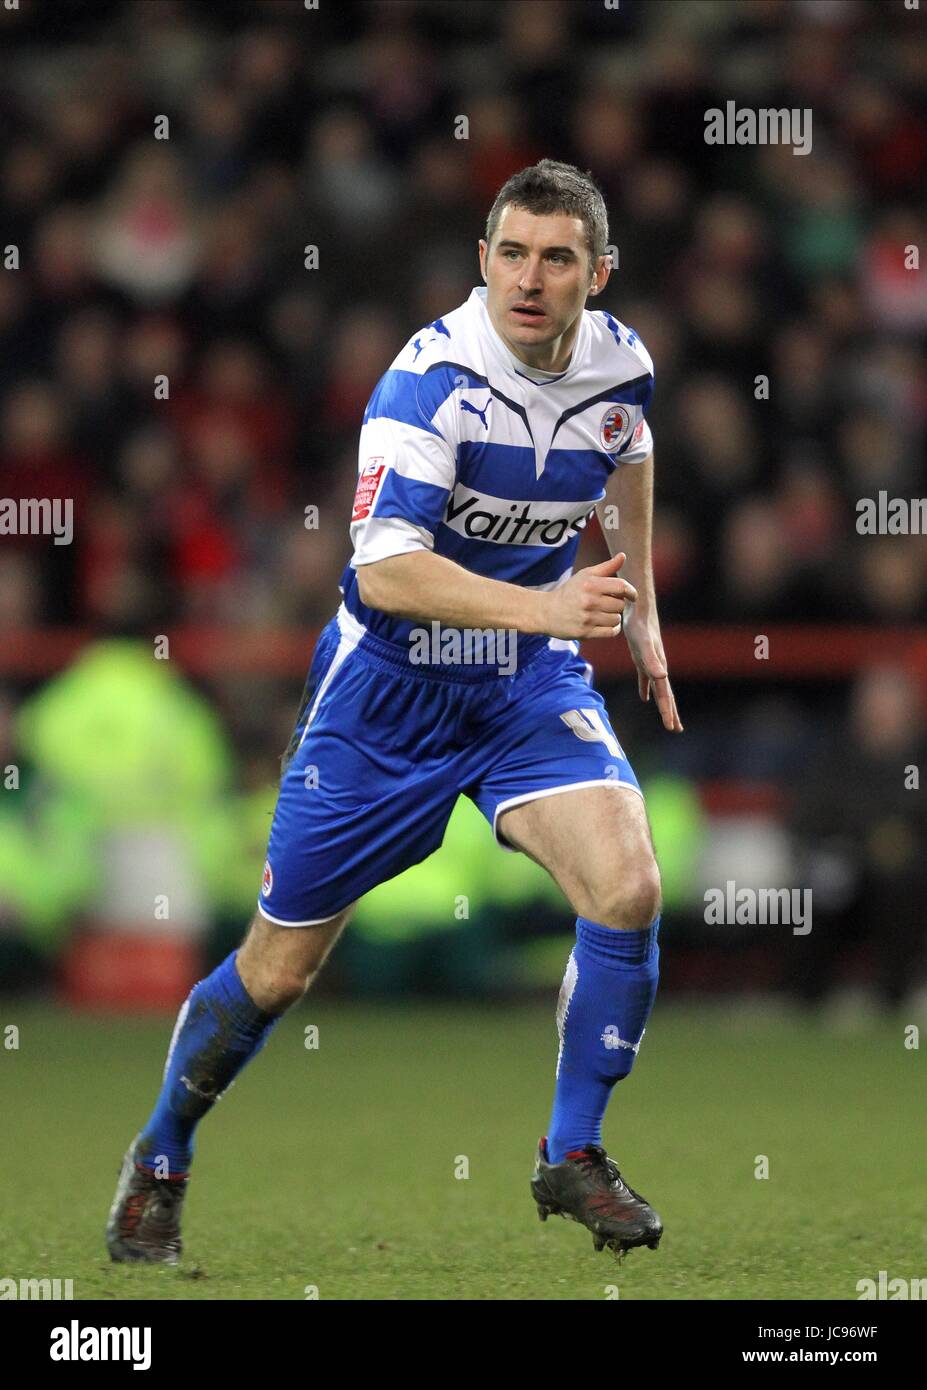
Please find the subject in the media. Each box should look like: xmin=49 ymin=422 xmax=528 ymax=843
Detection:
xmin=107 ymin=160 xmax=682 ymax=1265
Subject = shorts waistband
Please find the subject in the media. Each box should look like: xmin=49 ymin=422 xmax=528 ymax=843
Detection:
xmin=353 ymin=627 xmax=551 ymax=683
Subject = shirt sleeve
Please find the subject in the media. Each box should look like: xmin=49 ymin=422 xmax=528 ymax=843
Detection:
xmin=617 ymin=412 xmax=654 ymax=466
xmin=613 ymin=328 xmax=654 ymax=466
xmin=349 ymin=369 xmax=457 ymax=567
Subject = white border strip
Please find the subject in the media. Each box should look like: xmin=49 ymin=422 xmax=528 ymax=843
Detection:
xmin=257 ymin=901 xmax=346 ymax=928
xmin=555 ymin=950 xmax=578 ymax=1081
xmin=295 ymin=603 xmax=365 ymax=754
xmin=492 ymin=778 xmax=644 ymax=852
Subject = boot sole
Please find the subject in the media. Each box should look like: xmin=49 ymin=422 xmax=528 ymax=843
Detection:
xmin=533 ymin=1189 xmax=662 ymax=1253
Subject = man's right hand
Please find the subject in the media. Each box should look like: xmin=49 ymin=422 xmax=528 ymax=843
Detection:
xmin=543 ymin=552 xmax=638 ymax=640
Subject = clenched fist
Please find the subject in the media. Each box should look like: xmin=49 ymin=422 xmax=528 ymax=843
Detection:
xmin=543 ymin=551 xmax=638 ymax=640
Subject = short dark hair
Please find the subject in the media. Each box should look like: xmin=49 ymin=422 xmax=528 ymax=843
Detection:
xmin=484 ymin=159 xmax=609 ymax=266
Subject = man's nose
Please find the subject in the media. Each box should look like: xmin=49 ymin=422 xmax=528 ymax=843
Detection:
xmin=517 ymin=257 xmax=544 ymax=291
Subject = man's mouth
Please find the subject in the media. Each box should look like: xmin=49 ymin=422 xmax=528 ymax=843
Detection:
xmin=511 ymin=303 xmax=547 ymax=323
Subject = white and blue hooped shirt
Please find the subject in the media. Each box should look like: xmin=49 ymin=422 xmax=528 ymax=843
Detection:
xmin=338 ymin=285 xmax=655 ymax=669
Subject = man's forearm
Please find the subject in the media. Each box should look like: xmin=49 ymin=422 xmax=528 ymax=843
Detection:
xmin=596 ymin=453 xmax=657 ymax=614
xmin=356 ymin=549 xmax=551 ymax=633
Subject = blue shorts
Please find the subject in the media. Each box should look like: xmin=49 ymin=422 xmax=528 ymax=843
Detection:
xmin=258 ymin=605 xmax=643 ymax=925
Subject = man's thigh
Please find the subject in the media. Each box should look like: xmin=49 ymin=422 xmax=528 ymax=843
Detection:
xmin=467 ymin=645 xmax=658 ymax=920
xmin=498 ymin=783 xmax=660 ymax=927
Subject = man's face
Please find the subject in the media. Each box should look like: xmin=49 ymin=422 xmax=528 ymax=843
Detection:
xmin=478 ymin=205 xmax=608 ymax=366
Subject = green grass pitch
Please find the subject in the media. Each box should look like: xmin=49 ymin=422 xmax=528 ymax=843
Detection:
xmin=1 ymin=1000 xmax=923 ymax=1300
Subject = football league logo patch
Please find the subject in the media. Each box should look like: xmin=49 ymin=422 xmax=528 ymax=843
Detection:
xmin=352 ymin=457 xmax=386 ymax=521
xmin=599 ymin=404 xmax=631 ymax=455
xmin=261 ymin=860 xmax=273 ymax=897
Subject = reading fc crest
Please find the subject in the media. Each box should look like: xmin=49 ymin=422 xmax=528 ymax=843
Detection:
xmin=600 ymin=404 xmax=631 ymax=454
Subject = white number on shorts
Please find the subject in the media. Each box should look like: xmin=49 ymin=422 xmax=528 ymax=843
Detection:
xmin=559 ymin=708 xmax=625 ymax=760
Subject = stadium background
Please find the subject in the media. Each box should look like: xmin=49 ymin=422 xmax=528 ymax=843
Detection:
xmin=1 ymin=0 xmax=926 ymax=1305
xmin=2 ymin=0 xmax=924 ymax=1010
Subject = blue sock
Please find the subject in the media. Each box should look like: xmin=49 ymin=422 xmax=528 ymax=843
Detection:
xmin=547 ymin=915 xmax=660 ymax=1165
xmin=136 ymin=951 xmax=279 ymax=1177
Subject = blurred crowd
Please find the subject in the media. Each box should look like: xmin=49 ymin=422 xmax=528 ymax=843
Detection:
xmin=1 ymin=0 xmax=925 ymax=637
xmin=1 ymin=0 xmax=926 ymax=1006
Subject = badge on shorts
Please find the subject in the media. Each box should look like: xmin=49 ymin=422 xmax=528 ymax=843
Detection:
xmin=599 ymin=405 xmax=631 ymax=455
xmin=261 ymin=860 xmax=273 ymax=897
xmin=352 ymin=457 xmax=386 ymax=521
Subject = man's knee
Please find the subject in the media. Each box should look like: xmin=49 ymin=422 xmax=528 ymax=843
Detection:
xmin=252 ymin=960 xmax=313 ymax=1012
xmin=579 ymin=857 xmax=662 ymax=932
xmin=237 ymin=930 xmax=309 ymax=1012
xmin=237 ymin=908 xmax=351 ymax=1012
